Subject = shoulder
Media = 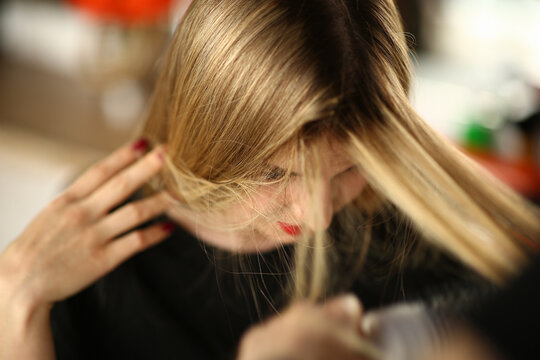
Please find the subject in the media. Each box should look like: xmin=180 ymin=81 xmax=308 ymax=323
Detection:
xmin=50 ymin=226 xmax=197 ymax=359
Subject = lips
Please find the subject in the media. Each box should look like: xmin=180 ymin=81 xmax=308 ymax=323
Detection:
xmin=277 ymin=222 xmax=302 ymax=236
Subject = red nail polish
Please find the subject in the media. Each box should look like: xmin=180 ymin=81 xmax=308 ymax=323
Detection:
xmin=161 ymin=222 xmax=176 ymax=233
xmin=132 ymin=138 xmax=149 ymax=152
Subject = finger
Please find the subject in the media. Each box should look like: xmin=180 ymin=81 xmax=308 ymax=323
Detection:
xmin=94 ymin=192 xmax=172 ymax=241
xmin=84 ymin=146 xmax=166 ymax=217
xmin=103 ymin=222 xmax=174 ymax=271
xmin=324 ymin=294 xmax=364 ymax=329
xmin=65 ymin=139 xmax=150 ymax=201
xmin=328 ymin=327 xmax=382 ymax=360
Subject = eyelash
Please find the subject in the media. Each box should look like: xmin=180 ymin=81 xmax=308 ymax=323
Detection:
xmin=264 ymin=166 xmax=357 ymax=181
xmin=343 ymin=165 xmax=357 ymax=174
xmin=264 ymin=167 xmax=286 ymax=181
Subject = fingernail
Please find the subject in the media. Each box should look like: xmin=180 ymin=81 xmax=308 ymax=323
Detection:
xmin=161 ymin=221 xmax=176 ymax=233
xmin=361 ymin=313 xmax=378 ymax=336
xmin=132 ymin=138 xmax=149 ymax=152
xmin=157 ymin=146 xmax=167 ymax=161
xmin=338 ymin=294 xmax=362 ymax=320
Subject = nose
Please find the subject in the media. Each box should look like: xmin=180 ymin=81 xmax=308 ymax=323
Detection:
xmin=288 ymin=179 xmax=334 ymax=232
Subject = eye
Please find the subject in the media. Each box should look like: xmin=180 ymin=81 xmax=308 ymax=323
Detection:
xmin=341 ymin=165 xmax=358 ymax=174
xmin=263 ymin=167 xmax=286 ymax=181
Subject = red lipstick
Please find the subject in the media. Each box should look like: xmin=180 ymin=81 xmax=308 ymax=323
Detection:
xmin=277 ymin=222 xmax=302 ymax=236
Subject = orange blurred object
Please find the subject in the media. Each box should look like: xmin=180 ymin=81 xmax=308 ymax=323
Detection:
xmin=68 ymin=0 xmax=172 ymax=23
xmin=464 ymin=149 xmax=540 ymax=199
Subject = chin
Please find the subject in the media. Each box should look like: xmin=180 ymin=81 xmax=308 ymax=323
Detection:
xmin=241 ymin=228 xmax=296 ymax=252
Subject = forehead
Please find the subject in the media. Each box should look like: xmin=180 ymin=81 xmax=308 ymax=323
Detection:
xmin=269 ymin=136 xmax=353 ymax=171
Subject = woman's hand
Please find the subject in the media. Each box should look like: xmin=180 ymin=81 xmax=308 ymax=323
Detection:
xmin=0 ymin=139 xmax=173 ymax=312
xmin=237 ymin=294 xmax=381 ymax=360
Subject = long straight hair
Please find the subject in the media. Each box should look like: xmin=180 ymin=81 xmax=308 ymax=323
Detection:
xmin=141 ymin=0 xmax=540 ymax=301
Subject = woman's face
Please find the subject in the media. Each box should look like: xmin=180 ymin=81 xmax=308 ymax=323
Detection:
xmin=168 ymin=137 xmax=367 ymax=252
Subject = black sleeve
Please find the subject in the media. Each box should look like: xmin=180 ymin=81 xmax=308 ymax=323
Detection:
xmin=466 ymin=259 xmax=540 ymax=360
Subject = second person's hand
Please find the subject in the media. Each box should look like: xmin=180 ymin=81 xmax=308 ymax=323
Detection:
xmin=237 ymin=294 xmax=381 ymax=360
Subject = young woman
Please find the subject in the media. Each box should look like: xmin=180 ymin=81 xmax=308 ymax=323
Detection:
xmin=1 ymin=0 xmax=538 ymax=359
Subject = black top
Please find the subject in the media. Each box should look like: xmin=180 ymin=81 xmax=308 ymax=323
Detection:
xmin=466 ymin=259 xmax=540 ymax=360
xmin=50 ymin=217 xmax=486 ymax=360
xmin=51 ymin=224 xmax=292 ymax=360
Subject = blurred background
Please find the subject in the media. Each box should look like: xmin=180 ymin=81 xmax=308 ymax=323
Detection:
xmin=1 ymin=0 xmax=539 ymax=250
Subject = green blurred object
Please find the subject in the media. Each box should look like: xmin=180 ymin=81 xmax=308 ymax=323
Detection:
xmin=462 ymin=116 xmax=495 ymax=152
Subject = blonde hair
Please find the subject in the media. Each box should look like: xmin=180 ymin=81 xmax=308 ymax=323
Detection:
xmin=141 ymin=0 xmax=539 ymax=301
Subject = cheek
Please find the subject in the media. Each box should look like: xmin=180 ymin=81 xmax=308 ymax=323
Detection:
xmin=242 ymin=184 xmax=284 ymax=215
xmin=334 ymin=173 xmax=367 ymax=207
